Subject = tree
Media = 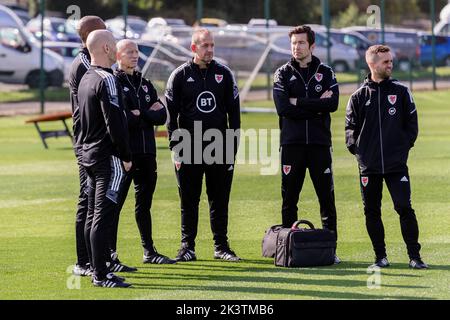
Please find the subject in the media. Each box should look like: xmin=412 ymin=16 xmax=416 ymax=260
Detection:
xmin=332 ymin=3 xmax=368 ymax=28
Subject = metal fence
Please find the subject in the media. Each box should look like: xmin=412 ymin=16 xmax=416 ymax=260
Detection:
xmin=2 ymin=0 xmax=449 ymax=113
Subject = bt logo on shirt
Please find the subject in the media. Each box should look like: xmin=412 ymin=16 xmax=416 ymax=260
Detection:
xmin=196 ymin=91 xmax=216 ymax=113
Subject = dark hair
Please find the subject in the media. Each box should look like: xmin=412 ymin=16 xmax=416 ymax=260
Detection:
xmin=77 ymin=16 xmax=106 ymax=44
xmin=288 ymin=25 xmax=315 ymax=46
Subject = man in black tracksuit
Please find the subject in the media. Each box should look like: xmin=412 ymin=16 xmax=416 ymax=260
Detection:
xmin=69 ymin=16 xmax=134 ymax=276
xmin=165 ymin=28 xmax=241 ymax=262
xmin=69 ymin=16 xmax=105 ymax=276
xmin=345 ymin=44 xmax=427 ymax=269
xmin=78 ymin=30 xmax=133 ymax=288
xmin=114 ymin=39 xmax=175 ymax=264
xmin=273 ymin=26 xmax=339 ymax=260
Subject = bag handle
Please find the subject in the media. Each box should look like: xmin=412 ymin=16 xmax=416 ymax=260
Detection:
xmin=291 ymin=220 xmax=315 ymax=230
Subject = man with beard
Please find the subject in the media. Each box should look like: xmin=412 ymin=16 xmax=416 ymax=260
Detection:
xmin=345 ymin=45 xmax=427 ymax=269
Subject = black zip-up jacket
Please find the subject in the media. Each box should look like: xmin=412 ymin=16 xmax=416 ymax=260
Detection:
xmin=115 ymin=69 xmax=167 ymax=155
xmin=165 ymin=59 xmax=240 ymax=143
xmin=345 ymin=74 xmax=418 ymax=174
xmin=69 ymin=47 xmax=91 ymax=149
xmin=273 ymin=55 xmax=339 ymax=146
xmin=78 ymin=66 xmax=131 ymax=167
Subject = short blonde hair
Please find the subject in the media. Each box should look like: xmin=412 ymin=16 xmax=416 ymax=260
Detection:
xmin=366 ymin=44 xmax=391 ymax=64
xmin=191 ymin=28 xmax=212 ymax=45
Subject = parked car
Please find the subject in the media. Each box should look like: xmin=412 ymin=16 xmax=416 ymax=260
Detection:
xmin=4 ymin=4 xmax=30 ymax=25
xmin=1 ymin=4 xmax=64 ymax=88
xmin=193 ymin=18 xmax=228 ymax=28
xmin=106 ymin=16 xmax=147 ymax=39
xmin=26 ymin=16 xmax=80 ymax=43
xmin=342 ymin=26 xmax=420 ymax=71
xmin=143 ymin=17 xmax=192 ymax=43
xmin=136 ymin=40 xmax=186 ymax=76
xmin=136 ymin=39 xmax=229 ymax=80
xmin=147 ymin=17 xmax=188 ymax=29
xmin=0 ymin=4 xmax=24 ymax=28
xmin=248 ymin=18 xmax=278 ymax=27
xmin=212 ymin=32 xmax=291 ymax=73
xmin=137 ymin=39 xmax=227 ymax=67
xmin=419 ymin=33 xmax=450 ymax=67
xmin=0 ymin=26 xmax=64 ymax=88
xmin=44 ymin=41 xmax=80 ymax=81
xmin=328 ymin=29 xmax=371 ymax=60
xmin=228 ymin=22 xmax=292 ymax=38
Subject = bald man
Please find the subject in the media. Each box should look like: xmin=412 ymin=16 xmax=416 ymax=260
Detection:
xmin=78 ymin=30 xmax=133 ymax=288
xmin=112 ymin=40 xmax=174 ymax=264
xmin=165 ymin=28 xmax=241 ymax=262
xmin=70 ymin=16 xmax=135 ymax=277
xmin=69 ymin=16 xmax=106 ymax=277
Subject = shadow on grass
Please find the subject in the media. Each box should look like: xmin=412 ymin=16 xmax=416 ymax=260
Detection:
xmin=136 ymin=260 xmax=425 ymax=278
xmin=128 ymin=282 xmax=434 ymax=300
xmin=127 ymin=271 xmax=427 ymax=290
xmin=127 ymin=259 xmax=434 ymax=300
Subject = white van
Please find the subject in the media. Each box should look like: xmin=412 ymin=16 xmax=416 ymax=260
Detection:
xmin=434 ymin=2 xmax=450 ymax=36
xmin=0 ymin=4 xmax=64 ymax=88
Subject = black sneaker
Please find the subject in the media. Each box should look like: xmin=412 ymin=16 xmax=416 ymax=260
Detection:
xmin=214 ymin=248 xmax=241 ymax=262
xmin=92 ymin=273 xmax=131 ymax=288
xmin=143 ymin=252 xmax=177 ymax=264
xmin=106 ymin=261 xmax=137 ymax=273
xmin=175 ymin=247 xmax=196 ymax=262
xmin=371 ymin=257 xmax=390 ymax=268
xmin=409 ymin=258 xmax=428 ymax=269
xmin=72 ymin=264 xmax=93 ymax=277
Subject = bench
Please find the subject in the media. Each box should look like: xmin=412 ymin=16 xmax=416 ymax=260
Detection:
xmin=26 ymin=111 xmax=167 ymax=149
xmin=25 ymin=111 xmax=73 ymax=149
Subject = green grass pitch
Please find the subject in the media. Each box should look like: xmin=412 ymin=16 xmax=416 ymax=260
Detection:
xmin=0 ymin=90 xmax=449 ymax=300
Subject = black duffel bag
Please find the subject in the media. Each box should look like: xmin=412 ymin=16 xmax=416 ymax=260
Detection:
xmin=262 ymin=224 xmax=283 ymax=258
xmin=275 ymin=220 xmax=336 ymax=267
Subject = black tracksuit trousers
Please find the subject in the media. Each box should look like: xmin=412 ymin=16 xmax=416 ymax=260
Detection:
xmin=281 ymin=144 xmax=337 ymax=234
xmin=111 ymin=154 xmax=158 ymax=255
xmin=74 ymin=149 xmax=89 ymax=267
xmin=175 ymin=162 xmax=234 ymax=251
xmin=84 ymin=156 xmax=125 ymax=280
xmin=360 ymin=171 xmax=421 ymax=260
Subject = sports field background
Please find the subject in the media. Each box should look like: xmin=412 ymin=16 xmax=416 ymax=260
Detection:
xmin=0 ymin=90 xmax=449 ymax=300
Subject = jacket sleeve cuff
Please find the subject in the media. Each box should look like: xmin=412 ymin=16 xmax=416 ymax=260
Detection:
xmin=347 ymin=144 xmax=356 ymax=155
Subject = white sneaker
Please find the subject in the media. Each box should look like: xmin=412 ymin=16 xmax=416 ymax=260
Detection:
xmin=334 ymin=255 xmax=341 ymax=264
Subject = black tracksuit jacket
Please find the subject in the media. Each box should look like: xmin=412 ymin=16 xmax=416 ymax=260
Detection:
xmin=165 ymin=59 xmax=240 ymax=141
xmin=114 ymin=69 xmax=167 ymax=155
xmin=69 ymin=47 xmax=91 ymax=149
xmin=273 ymin=56 xmax=339 ymax=146
xmin=78 ymin=66 xmax=131 ymax=167
xmin=345 ymin=75 xmax=418 ymax=175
